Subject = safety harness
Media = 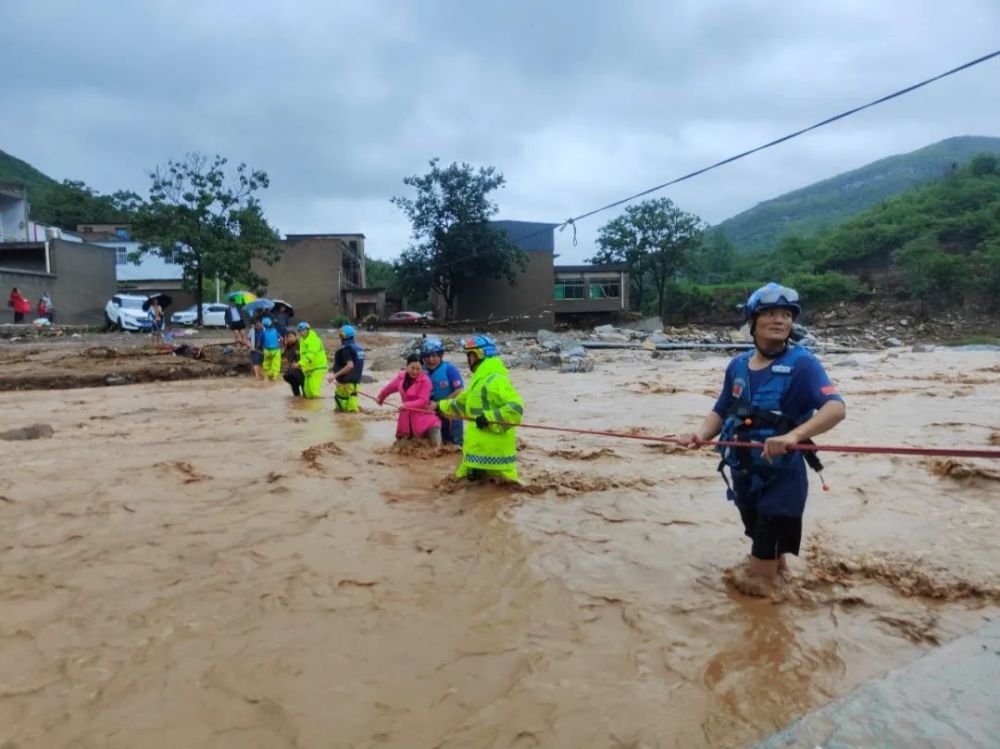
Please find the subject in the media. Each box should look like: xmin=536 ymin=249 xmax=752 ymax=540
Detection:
xmin=716 ymin=345 xmax=825 ymax=500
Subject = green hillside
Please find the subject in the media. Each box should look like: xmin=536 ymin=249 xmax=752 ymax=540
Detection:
xmin=717 ymin=135 xmax=1000 ymax=254
xmin=0 ymin=148 xmax=61 ymax=211
xmin=0 ymin=148 xmax=130 ymax=227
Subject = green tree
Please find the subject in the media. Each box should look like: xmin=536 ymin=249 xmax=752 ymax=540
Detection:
xmin=365 ymin=257 xmax=397 ymax=289
xmin=129 ymin=154 xmax=281 ymax=324
xmin=591 ymin=215 xmax=647 ymax=312
xmin=688 ymin=229 xmax=737 ymax=283
xmin=591 ymin=198 xmax=705 ymax=318
xmin=970 ymin=238 xmax=1000 ymax=309
xmin=32 ymin=180 xmax=135 ymax=228
xmin=892 ymin=235 xmax=968 ymax=307
xmin=390 ymin=159 xmax=525 ymax=319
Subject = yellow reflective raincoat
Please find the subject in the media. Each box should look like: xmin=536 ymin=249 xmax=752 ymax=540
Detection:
xmin=298 ymin=329 xmax=328 ymax=399
xmin=439 ymin=356 xmax=524 ymax=482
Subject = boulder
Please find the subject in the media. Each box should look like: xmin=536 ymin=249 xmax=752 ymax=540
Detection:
xmin=886 ymin=337 xmax=904 ymax=347
xmin=911 ymin=343 xmax=934 ymax=353
xmin=562 ymin=345 xmax=587 ymax=359
xmin=560 ymin=358 xmax=595 ymax=373
xmin=360 ymin=374 xmax=377 ymax=384
xmin=594 ymin=324 xmax=616 ymax=335
xmin=627 ymin=316 xmax=663 ymax=333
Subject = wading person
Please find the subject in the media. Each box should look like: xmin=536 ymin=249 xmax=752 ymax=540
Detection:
xmin=376 ymin=354 xmax=441 ymax=445
xmin=330 ymin=324 xmax=365 ymax=412
xmin=248 ymin=318 xmax=265 ymax=379
xmin=296 ymin=322 xmax=327 ymax=399
xmin=282 ymin=330 xmax=305 ymax=396
xmin=437 ymin=335 xmax=524 ymax=483
xmin=677 ymin=283 xmax=846 ymax=581
xmin=261 ymin=317 xmax=282 ymax=381
xmin=421 ymin=337 xmax=465 ymax=446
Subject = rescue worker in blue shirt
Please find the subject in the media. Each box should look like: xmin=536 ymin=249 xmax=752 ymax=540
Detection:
xmin=330 ymin=324 xmax=365 ymax=412
xmin=678 ymin=283 xmax=846 ymax=581
xmin=420 ymin=337 xmax=465 ymax=446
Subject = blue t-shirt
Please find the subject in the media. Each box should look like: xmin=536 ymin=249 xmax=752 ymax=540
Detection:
xmin=712 ymin=349 xmax=844 ymax=517
xmin=712 ymin=352 xmax=843 ymax=423
xmin=262 ymin=327 xmax=281 ymax=350
xmin=426 ymin=362 xmax=464 ymax=402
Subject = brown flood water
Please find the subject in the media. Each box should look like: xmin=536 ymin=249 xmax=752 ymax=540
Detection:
xmin=1 ymin=348 xmax=998 ymax=748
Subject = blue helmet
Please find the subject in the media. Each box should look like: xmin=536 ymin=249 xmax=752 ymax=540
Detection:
xmin=744 ymin=282 xmax=801 ymax=322
xmin=296 ymin=321 xmax=310 ymax=331
xmin=339 ymin=324 xmax=356 ymax=340
xmin=463 ymin=334 xmax=498 ymax=362
xmin=262 ymin=316 xmax=273 ymax=327
xmin=420 ymin=337 xmax=445 ymax=358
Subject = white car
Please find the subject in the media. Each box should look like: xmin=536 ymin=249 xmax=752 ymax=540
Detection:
xmin=171 ymin=303 xmax=228 ymax=327
xmin=105 ymin=294 xmax=152 ymax=331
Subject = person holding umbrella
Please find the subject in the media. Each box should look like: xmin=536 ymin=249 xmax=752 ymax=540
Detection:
xmin=270 ymin=300 xmax=294 ymax=337
xmin=296 ymin=321 xmax=328 ymax=399
xmin=225 ymin=291 xmax=256 ymax=346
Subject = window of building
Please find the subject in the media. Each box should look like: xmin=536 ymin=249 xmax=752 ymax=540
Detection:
xmin=554 ymin=279 xmax=585 ymax=300
xmin=116 ymin=246 xmax=128 ymax=266
xmin=588 ymin=279 xmax=621 ymax=300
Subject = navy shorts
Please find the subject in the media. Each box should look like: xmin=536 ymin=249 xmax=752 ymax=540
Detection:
xmin=738 ymin=505 xmax=802 ymax=559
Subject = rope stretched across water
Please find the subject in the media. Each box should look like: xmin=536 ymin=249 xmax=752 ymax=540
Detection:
xmin=358 ymin=391 xmax=1000 ymax=460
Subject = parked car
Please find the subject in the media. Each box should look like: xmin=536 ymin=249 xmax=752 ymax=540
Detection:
xmin=421 ymin=311 xmax=435 ymax=321
xmin=387 ymin=310 xmax=426 ymax=325
xmin=105 ymin=294 xmax=153 ymax=332
xmin=171 ymin=303 xmax=229 ymax=327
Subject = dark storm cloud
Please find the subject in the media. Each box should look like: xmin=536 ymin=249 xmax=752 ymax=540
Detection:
xmin=2 ymin=0 xmax=998 ymax=260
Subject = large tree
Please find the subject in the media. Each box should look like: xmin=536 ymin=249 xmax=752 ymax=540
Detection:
xmin=391 ymin=158 xmax=526 ymax=319
xmin=129 ymin=154 xmax=281 ymax=324
xmin=590 ymin=198 xmax=706 ymax=317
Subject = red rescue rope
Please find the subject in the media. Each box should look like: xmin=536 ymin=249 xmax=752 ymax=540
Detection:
xmin=358 ymin=391 xmax=1000 ymax=460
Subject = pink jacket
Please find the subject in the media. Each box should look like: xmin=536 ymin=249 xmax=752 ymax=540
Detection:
xmin=376 ymin=370 xmax=439 ymax=438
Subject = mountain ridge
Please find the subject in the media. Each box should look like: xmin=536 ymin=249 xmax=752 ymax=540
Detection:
xmin=717 ymin=135 xmax=1000 ymax=253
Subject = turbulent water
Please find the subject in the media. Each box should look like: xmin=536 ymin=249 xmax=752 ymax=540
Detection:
xmin=1 ymin=348 xmax=997 ymax=748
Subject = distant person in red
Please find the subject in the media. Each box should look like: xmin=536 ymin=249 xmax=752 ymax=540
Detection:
xmin=8 ymin=287 xmax=31 ymax=323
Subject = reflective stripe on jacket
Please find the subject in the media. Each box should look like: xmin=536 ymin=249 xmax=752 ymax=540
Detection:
xmin=439 ymin=356 xmax=523 ymax=479
xmin=298 ymin=330 xmax=328 ymax=373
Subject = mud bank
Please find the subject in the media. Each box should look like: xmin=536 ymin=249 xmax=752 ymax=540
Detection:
xmin=0 ymin=347 xmax=997 ymax=748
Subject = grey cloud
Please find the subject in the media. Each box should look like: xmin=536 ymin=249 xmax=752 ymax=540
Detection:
xmin=2 ymin=0 xmax=998 ymax=262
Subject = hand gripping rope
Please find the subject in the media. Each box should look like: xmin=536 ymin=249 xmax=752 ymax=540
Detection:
xmin=358 ymin=390 xmax=1000 ymax=488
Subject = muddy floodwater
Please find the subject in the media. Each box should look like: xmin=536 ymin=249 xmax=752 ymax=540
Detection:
xmin=1 ymin=344 xmax=998 ymax=748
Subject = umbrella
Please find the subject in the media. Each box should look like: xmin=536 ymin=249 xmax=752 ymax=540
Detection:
xmin=142 ymin=293 xmax=173 ymax=311
xmin=270 ymin=299 xmax=295 ymax=317
xmin=242 ymin=298 xmax=275 ymax=318
xmin=226 ymin=290 xmax=257 ymax=305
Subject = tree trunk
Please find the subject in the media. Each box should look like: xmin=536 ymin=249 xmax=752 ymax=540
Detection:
xmin=196 ymin=265 xmax=204 ymax=326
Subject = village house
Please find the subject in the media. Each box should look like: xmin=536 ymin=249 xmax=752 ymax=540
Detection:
xmin=447 ymin=221 xmax=631 ymax=330
xmin=251 ymin=233 xmax=378 ymax=325
xmin=0 ymin=185 xmax=115 ymax=325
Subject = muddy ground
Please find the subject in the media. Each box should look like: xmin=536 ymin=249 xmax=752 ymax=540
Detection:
xmin=0 ymin=332 xmax=998 ymax=748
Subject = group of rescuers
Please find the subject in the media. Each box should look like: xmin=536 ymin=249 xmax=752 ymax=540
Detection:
xmin=266 ymin=282 xmax=846 ymax=582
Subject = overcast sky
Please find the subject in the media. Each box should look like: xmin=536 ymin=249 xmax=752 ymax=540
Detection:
xmin=2 ymin=1 xmax=998 ymax=262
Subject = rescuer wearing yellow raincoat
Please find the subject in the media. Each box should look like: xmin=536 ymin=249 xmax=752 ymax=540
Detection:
xmin=437 ymin=335 xmax=524 ymax=483
xmin=296 ymin=321 xmax=328 ymax=399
